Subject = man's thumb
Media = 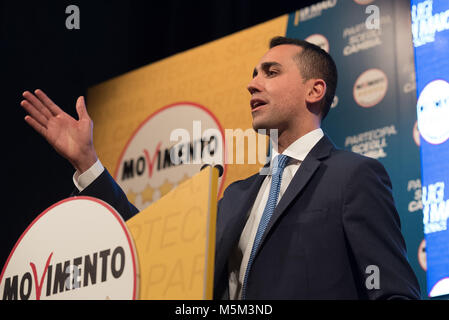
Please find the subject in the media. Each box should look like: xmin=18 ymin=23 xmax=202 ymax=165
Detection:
xmin=76 ymin=96 xmax=90 ymax=120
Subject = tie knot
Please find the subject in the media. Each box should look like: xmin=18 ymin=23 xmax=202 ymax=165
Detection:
xmin=272 ymin=154 xmax=290 ymax=175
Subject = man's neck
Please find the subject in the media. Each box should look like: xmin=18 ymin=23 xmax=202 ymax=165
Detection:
xmin=274 ymin=126 xmax=321 ymax=154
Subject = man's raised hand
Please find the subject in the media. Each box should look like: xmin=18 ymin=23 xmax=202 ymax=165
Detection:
xmin=21 ymin=89 xmax=99 ymax=174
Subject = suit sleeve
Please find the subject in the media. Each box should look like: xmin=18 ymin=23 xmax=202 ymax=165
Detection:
xmin=72 ymin=168 xmax=139 ymax=221
xmin=342 ymin=157 xmax=421 ymax=299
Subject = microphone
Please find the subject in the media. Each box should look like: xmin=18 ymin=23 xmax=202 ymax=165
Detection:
xmin=201 ymin=164 xmax=224 ymax=177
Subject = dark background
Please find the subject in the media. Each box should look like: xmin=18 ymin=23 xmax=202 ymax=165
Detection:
xmin=1 ymin=0 xmax=321 ymax=271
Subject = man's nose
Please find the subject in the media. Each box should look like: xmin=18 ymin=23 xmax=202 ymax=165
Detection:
xmin=247 ymin=77 xmax=262 ymax=95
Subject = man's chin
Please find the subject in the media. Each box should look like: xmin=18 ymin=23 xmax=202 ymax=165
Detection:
xmin=252 ymin=119 xmax=274 ymax=133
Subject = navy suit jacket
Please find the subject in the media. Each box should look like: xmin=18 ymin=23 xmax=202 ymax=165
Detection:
xmin=214 ymin=135 xmax=420 ymax=299
xmin=75 ymin=134 xmax=421 ymax=299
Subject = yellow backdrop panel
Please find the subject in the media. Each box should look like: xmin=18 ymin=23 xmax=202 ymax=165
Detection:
xmin=87 ymin=15 xmax=288 ymax=200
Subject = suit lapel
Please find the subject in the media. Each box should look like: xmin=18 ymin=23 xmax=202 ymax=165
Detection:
xmin=216 ymin=172 xmax=266 ymax=260
xmin=214 ymin=172 xmax=266 ymax=299
xmin=255 ymin=135 xmax=335 ymax=257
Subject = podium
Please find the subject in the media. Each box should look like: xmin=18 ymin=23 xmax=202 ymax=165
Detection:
xmin=0 ymin=166 xmax=219 ymax=300
xmin=126 ymin=165 xmax=219 ymax=299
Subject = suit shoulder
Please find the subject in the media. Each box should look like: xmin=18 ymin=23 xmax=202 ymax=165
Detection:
xmin=325 ymin=148 xmax=391 ymax=185
xmin=328 ymin=148 xmax=386 ymax=169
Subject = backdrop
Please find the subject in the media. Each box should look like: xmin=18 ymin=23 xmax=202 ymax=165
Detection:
xmin=87 ymin=0 xmax=426 ymax=297
xmin=2 ymin=0 xmax=426 ymax=298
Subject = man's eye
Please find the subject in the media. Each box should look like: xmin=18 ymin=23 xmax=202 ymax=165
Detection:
xmin=267 ymin=70 xmax=278 ymax=76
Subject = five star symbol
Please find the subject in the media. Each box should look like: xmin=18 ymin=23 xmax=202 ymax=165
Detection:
xmin=177 ymin=173 xmax=191 ymax=186
xmin=126 ymin=175 xmax=194 ymax=207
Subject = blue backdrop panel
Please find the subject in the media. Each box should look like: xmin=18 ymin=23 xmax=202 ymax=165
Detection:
xmin=412 ymin=0 xmax=449 ymax=298
xmin=286 ymin=0 xmax=426 ymax=297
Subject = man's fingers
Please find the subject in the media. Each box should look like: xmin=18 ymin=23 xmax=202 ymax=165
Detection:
xmin=76 ymin=96 xmax=90 ymax=121
xmin=22 ymin=91 xmax=53 ymax=120
xmin=34 ymin=89 xmax=63 ymax=116
xmin=24 ymin=115 xmax=47 ymax=138
xmin=20 ymin=100 xmax=48 ymax=128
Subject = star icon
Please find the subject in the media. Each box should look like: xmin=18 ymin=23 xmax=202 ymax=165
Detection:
xmin=159 ymin=179 xmax=174 ymax=198
xmin=177 ymin=173 xmax=191 ymax=186
xmin=141 ymin=184 xmax=155 ymax=204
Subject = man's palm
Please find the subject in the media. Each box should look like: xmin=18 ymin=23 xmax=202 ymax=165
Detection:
xmin=21 ymin=89 xmax=98 ymax=173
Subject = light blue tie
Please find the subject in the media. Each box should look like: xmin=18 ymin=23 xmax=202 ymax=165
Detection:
xmin=242 ymin=154 xmax=290 ymax=299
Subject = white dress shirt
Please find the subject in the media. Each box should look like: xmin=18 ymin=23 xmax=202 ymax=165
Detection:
xmin=227 ymin=128 xmax=324 ymax=300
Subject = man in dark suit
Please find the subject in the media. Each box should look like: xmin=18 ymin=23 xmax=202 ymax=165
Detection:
xmin=21 ymin=36 xmax=420 ymax=299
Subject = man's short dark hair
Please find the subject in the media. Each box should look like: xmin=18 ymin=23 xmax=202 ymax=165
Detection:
xmin=269 ymin=36 xmax=338 ymax=121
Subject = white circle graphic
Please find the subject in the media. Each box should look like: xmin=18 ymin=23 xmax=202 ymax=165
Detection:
xmin=114 ymin=102 xmax=226 ymax=211
xmin=430 ymin=278 xmax=449 ymax=298
xmin=0 ymin=197 xmax=138 ymax=300
xmin=305 ymin=34 xmax=330 ymax=53
xmin=353 ymin=68 xmax=388 ymax=108
xmin=417 ymin=79 xmax=449 ymax=145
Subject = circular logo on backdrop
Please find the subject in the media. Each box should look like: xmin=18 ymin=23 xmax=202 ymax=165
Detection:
xmin=416 ymin=79 xmax=449 ymax=145
xmin=331 ymin=95 xmax=339 ymax=109
xmin=305 ymin=34 xmax=330 ymax=53
xmin=413 ymin=121 xmax=420 ymax=147
xmin=114 ymin=102 xmax=226 ymax=211
xmin=353 ymin=68 xmax=388 ymax=108
xmin=417 ymin=239 xmax=426 ymax=271
xmin=353 ymin=0 xmax=375 ymax=4
xmin=0 ymin=197 xmax=138 ymax=300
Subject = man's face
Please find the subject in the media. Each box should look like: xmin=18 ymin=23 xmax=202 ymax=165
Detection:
xmin=248 ymin=44 xmax=308 ymax=133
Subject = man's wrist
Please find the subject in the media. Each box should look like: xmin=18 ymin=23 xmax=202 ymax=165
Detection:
xmin=73 ymin=159 xmax=105 ymax=192
xmin=74 ymin=152 xmax=99 ymax=174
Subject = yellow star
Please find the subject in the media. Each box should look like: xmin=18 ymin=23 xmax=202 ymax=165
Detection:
xmin=159 ymin=180 xmax=174 ymax=198
xmin=126 ymin=190 xmax=137 ymax=205
xmin=141 ymin=184 xmax=155 ymax=204
xmin=177 ymin=173 xmax=191 ymax=186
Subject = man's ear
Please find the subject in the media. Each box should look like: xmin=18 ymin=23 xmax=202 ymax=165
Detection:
xmin=305 ymin=79 xmax=326 ymax=105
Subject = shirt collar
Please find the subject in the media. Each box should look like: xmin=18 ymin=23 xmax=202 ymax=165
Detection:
xmin=271 ymin=128 xmax=324 ymax=163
